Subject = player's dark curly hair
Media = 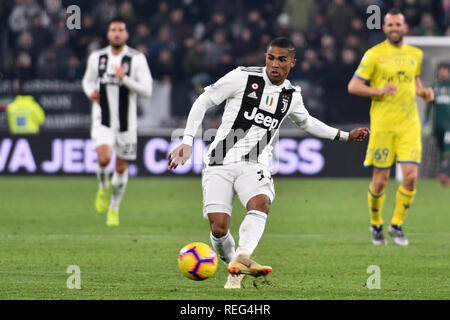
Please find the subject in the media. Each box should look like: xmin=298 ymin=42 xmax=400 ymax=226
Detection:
xmin=268 ymin=37 xmax=296 ymax=56
xmin=108 ymin=17 xmax=128 ymax=29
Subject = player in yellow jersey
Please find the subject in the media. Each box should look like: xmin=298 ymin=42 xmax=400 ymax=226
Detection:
xmin=348 ymin=8 xmax=434 ymax=246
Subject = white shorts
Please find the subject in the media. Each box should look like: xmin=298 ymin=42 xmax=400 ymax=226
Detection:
xmin=201 ymin=162 xmax=275 ymax=218
xmin=91 ymin=124 xmax=137 ymax=160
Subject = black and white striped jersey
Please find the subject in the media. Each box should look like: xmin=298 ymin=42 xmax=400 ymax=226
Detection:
xmin=82 ymin=45 xmax=152 ymax=133
xmin=198 ymin=66 xmax=321 ymax=167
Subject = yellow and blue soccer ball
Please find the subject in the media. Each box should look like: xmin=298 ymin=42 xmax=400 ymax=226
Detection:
xmin=178 ymin=242 xmax=218 ymax=280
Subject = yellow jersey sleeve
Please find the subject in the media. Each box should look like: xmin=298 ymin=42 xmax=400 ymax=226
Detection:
xmin=354 ymin=50 xmax=376 ymax=81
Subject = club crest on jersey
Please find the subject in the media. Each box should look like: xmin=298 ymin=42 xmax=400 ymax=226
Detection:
xmin=99 ymin=57 xmax=107 ymax=70
xmin=281 ymin=94 xmax=290 ymax=113
xmin=395 ymin=57 xmax=405 ymax=65
xmin=122 ymin=61 xmax=130 ymax=73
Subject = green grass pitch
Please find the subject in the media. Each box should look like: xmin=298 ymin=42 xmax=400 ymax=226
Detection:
xmin=0 ymin=176 xmax=449 ymax=300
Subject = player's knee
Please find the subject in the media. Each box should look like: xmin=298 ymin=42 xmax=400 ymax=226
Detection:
xmin=403 ymin=172 xmax=417 ymax=191
xmin=210 ymin=223 xmax=229 ymax=238
xmin=115 ymin=159 xmax=128 ymax=174
xmin=97 ymin=154 xmax=111 ymax=166
xmin=246 ymin=194 xmax=271 ymax=214
xmin=372 ymin=179 xmax=387 ymax=194
xmin=372 ymin=171 xmax=389 ymax=193
xmin=208 ymin=213 xmax=230 ymax=238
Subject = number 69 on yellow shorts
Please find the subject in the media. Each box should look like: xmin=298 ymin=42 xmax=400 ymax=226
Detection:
xmin=363 ymin=128 xmax=422 ymax=169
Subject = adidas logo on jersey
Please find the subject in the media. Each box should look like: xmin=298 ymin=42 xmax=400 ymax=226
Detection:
xmin=247 ymin=91 xmax=258 ymax=99
xmin=244 ymin=107 xmax=279 ymax=130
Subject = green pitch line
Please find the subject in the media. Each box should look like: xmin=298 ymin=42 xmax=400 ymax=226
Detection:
xmin=0 ymin=177 xmax=448 ymax=300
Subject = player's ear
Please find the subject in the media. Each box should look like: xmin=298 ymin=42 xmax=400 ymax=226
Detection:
xmin=404 ymin=23 xmax=409 ymax=33
xmin=290 ymin=57 xmax=296 ymax=68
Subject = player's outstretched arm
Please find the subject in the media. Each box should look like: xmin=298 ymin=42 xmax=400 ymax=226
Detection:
xmin=348 ymin=76 xmax=397 ymax=97
xmin=167 ymin=92 xmax=217 ymax=170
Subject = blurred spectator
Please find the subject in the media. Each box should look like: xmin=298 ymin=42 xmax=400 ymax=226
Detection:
xmin=203 ymin=29 xmax=231 ymax=71
xmin=8 ymin=0 xmax=49 ymax=33
xmin=273 ymin=13 xmax=292 ymax=38
xmin=412 ymin=12 xmax=443 ymax=36
xmin=211 ymin=51 xmax=235 ymax=81
xmin=305 ymin=14 xmax=328 ymax=49
xmin=36 ymin=50 xmax=58 ymax=78
xmin=349 ymin=17 xmax=369 ymax=47
xmin=129 ymin=22 xmax=153 ymax=48
xmin=326 ymin=0 xmax=355 ymax=47
xmin=323 ymin=47 xmax=369 ymax=124
xmin=149 ymin=25 xmax=177 ymax=61
xmin=292 ymin=48 xmax=326 ymax=83
xmin=92 ymin=0 xmax=118 ymax=34
xmin=29 ymin=13 xmax=52 ymax=47
xmin=244 ymin=10 xmax=268 ymax=42
xmin=58 ymin=55 xmax=83 ymax=80
xmin=44 ymin=0 xmax=64 ymax=25
xmin=233 ymin=27 xmax=259 ymax=66
xmin=53 ymin=33 xmax=74 ymax=72
xmin=13 ymin=52 xmax=34 ymax=79
xmin=118 ymin=1 xmax=138 ymax=31
xmin=183 ymin=40 xmax=209 ymax=85
xmin=150 ymin=1 xmax=170 ymax=34
xmin=343 ymin=33 xmax=365 ymax=59
xmin=203 ymin=12 xmax=228 ymax=41
xmin=150 ymin=48 xmax=177 ymax=83
xmin=15 ymin=30 xmax=36 ymax=56
xmin=319 ymin=34 xmax=337 ymax=64
xmin=168 ymin=8 xmax=193 ymax=48
xmin=283 ymin=0 xmax=316 ymax=33
xmin=72 ymin=14 xmax=97 ymax=58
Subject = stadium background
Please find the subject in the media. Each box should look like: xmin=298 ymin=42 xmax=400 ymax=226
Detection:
xmin=0 ymin=0 xmax=449 ymax=177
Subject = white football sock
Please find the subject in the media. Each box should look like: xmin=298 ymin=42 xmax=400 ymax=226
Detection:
xmin=236 ymin=210 xmax=267 ymax=257
xmin=96 ymin=163 xmax=110 ymax=189
xmin=210 ymin=231 xmax=236 ymax=264
xmin=109 ymin=169 xmax=128 ymax=211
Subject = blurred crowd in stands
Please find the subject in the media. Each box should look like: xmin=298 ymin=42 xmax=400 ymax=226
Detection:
xmin=1 ymin=0 xmax=449 ymax=125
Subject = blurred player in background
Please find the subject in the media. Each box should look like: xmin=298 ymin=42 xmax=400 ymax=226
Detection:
xmin=424 ymin=62 xmax=450 ymax=186
xmin=348 ymin=8 xmax=434 ymax=246
xmin=82 ymin=18 xmax=153 ymax=226
xmin=168 ymin=37 xmax=369 ymax=289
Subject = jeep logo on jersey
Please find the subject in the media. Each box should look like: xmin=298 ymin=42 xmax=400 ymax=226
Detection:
xmin=244 ymin=107 xmax=279 ymax=130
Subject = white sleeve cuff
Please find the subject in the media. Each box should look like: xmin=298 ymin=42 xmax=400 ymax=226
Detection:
xmin=182 ymin=135 xmax=194 ymax=146
xmin=340 ymin=131 xmax=349 ymax=142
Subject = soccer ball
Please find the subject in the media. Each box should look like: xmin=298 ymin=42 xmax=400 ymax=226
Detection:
xmin=178 ymin=242 xmax=218 ymax=280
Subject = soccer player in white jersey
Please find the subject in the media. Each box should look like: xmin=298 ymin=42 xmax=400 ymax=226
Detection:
xmin=82 ymin=18 xmax=153 ymax=226
xmin=168 ymin=37 xmax=370 ymax=288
